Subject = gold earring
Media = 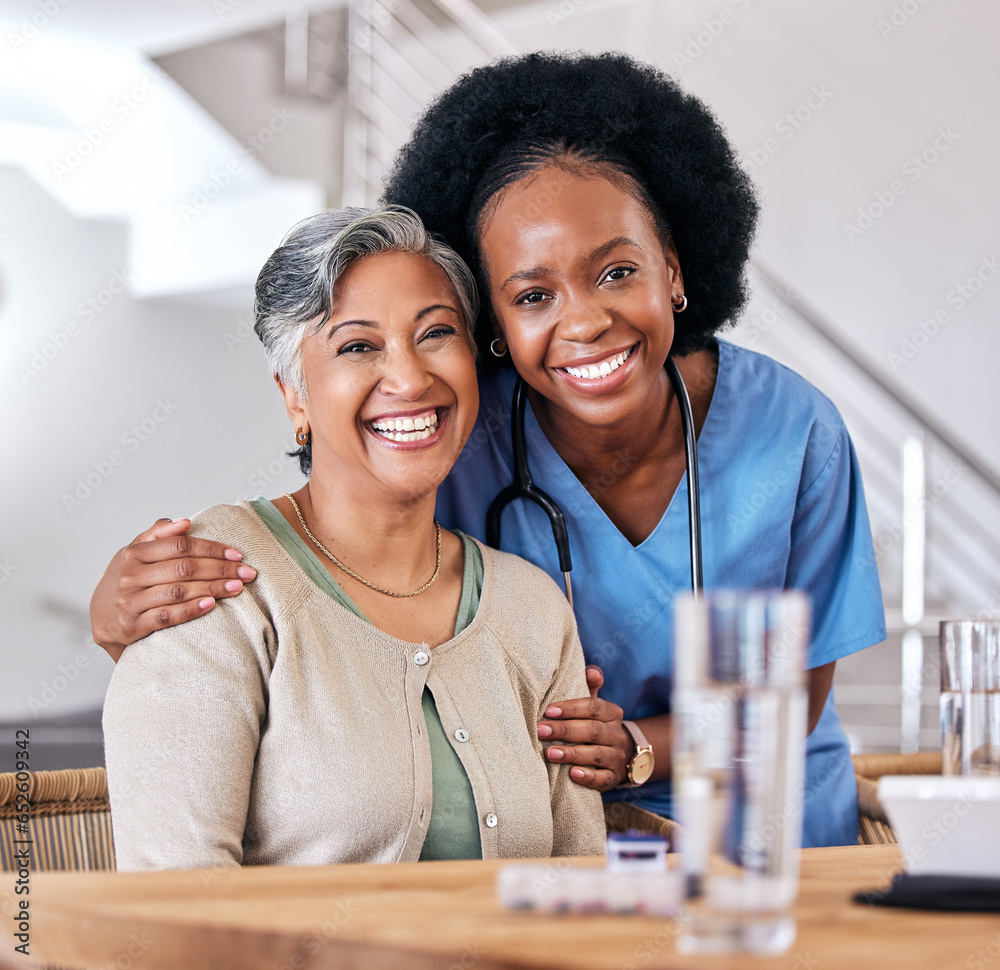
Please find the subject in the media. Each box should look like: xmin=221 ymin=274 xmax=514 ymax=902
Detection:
xmin=672 ymin=294 xmax=688 ymax=313
xmin=295 ymin=428 xmax=310 ymax=445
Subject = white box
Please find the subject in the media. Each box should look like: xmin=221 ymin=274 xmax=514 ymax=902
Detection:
xmin=878 ymin=774 xmax=1000 ymax=877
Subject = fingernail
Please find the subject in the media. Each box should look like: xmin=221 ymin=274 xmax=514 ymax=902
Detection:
xmin=537 ymin=724 xmax=553 ymax=738
xmin=237 ymin=566 xmax=256 ymax=579
xmin=225 ymin=549 xmax=243 ymax=561
xmin=544 ymin=706 xmax=562 ymax=718
xmin=198 ymin=598 xmax=215 ymax=609
xmin=570 ymin=767 xmax=586 ymax=780
xmin=224 ymin=580 xmax=243 ymax=593
xmin=548 ymin=748 xmax=564 ymax=761
xmin=171 ymin=518 xmax=188 ymax=523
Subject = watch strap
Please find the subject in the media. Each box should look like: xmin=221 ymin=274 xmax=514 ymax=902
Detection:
xmin=620 ymin=719 xmax=654 ymax=788
xmin=622 ymin=719 xmax=651 ymax=754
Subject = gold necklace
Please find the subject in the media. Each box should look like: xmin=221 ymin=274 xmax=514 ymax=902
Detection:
xmin=284 ymin=493 xmax=442 ymax=598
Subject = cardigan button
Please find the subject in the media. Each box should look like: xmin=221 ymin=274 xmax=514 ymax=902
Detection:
xmin=413 ymin=651 xmax=429 ymax=666
xmin=454 ymin=729 xmax=470 ymax=743
xmin=485 ymin=813 xmax=498 ymax=828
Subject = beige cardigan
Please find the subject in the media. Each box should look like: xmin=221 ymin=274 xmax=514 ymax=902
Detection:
xmin=103 ymin=501 xmax=606 ymax=870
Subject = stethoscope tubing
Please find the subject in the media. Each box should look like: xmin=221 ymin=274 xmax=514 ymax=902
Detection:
xmin=486 ymin=376 xmax=575 ymax=606
xmin=486 ymin=358 xmax=704 ymax=607
xmin=665 ymin=356 xmax=704 ymax=594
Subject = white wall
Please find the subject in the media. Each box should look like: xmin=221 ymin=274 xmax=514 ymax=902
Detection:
xmin=0 ymin=167 xmax=306 ymax=721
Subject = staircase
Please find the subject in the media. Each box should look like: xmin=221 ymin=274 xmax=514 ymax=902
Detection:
xmin=341 ymin=0 xmax=515 ymax=207
xmin=731 ymin=262 xmax=1000 ymax=753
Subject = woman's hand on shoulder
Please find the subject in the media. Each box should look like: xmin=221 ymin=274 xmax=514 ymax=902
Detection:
xmin=536 ymin=665 xmax=631 ymax=792
xmin=90 ymin=517 xmax=256 ymax=661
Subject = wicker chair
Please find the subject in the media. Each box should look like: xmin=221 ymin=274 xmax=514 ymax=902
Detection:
xmin=853 ymin=751 xmax=943 ymax=846
xmin=0 ymin=767 xmax=115 ymax=872
xmin=603 ymin=799 xmax=680 ymax=848
xmin=602 ymin=751 xmax=947 ymax=850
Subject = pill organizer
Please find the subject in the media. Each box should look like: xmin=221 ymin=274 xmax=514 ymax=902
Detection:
xmin=496 ymin=832 xmax=681 ymax=915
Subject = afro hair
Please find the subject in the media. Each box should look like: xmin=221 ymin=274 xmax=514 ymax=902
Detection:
xmin=384 ymin=51 xmax=759 ymax=361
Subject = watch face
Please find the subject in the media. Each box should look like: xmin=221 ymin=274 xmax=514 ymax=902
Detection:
xmin=630 ymin=749 xmax=655 ymax=786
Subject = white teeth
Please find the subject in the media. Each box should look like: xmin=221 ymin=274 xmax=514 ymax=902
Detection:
xmin=371 ymin=411 xmax=438 ymax=442
xmin=564 ymin=346 xmax=633 ymax=380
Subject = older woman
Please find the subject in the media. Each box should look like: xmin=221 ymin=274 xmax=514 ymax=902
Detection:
xmin=95 ymin=53 xmax=885 ymax=847
xmin=102 ymin=205 xmax=605 ymax=870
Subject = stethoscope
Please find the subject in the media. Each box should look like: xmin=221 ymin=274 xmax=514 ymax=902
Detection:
xmin=486 ymin=357 xmax=704 ymax=605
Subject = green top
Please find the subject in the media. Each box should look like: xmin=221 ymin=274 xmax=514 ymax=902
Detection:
xmin=250 ymin=498 xmax=483 ymax=861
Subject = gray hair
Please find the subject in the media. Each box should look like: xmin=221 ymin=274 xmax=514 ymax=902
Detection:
xmin=254 ymin=205 xmax=479 ymax=398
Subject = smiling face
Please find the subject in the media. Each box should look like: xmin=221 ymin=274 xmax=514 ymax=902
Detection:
xmin=478 ymin=164 xmax=684 ymax=430
xmin=279 ymin=250 xmax=479 ymax=505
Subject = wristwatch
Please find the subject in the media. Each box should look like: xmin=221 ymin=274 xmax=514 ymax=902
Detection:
xmin=620 ymin=720 xmax=655 ymax=787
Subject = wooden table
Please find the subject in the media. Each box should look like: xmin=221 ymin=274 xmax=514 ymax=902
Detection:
xmin=5 ymin=845 xmax=999 ymax=969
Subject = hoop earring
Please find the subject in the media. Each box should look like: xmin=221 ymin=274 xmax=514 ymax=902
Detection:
xmin=490 ymin=337 xmax=508 ymax=358
xmin=672 ymin=294 xmax=688 ymax=313
xmin=295 ymin=428 xmax=310 ymax=446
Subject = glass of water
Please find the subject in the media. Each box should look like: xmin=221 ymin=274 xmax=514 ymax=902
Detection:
xmin=672 ymin=590 xmax=809 ymax=956
xmin=940 ymin=620 xmax=1000 ymax=776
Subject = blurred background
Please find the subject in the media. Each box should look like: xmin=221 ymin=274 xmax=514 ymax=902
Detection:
xmin=0 ymin=0 xmax=997 ymax=768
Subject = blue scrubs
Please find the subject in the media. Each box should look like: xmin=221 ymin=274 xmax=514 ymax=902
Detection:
xmin=436 ymin=339 xmax=886 ymax=847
